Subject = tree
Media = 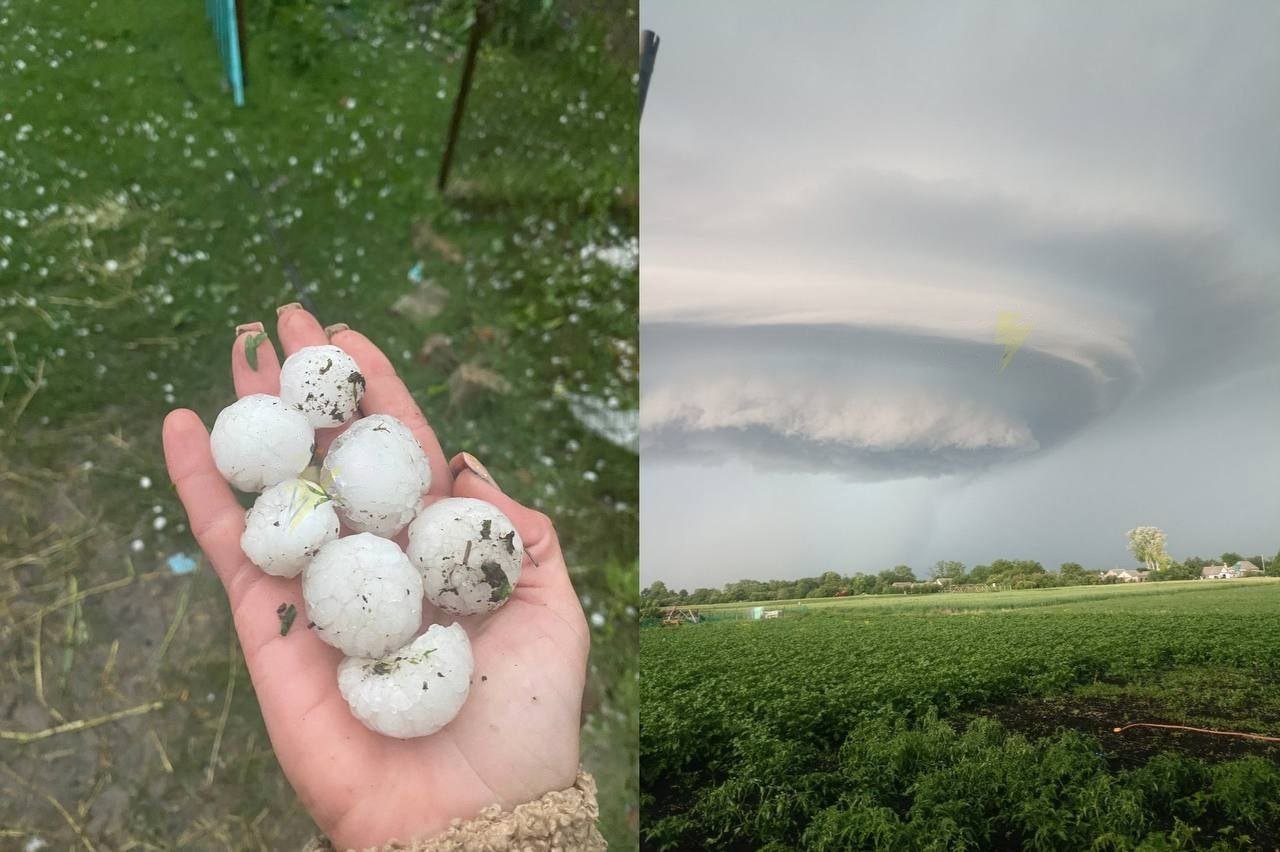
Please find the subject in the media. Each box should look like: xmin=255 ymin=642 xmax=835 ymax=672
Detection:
xmin=849 ymin=575 xmax=876 ymax=595
xmin=932 ymin=560 xmax=966 ymax=580
xmin=641 ymin=580 xmax=671 ymax=605
xmin=1058 ymin=562 xmax=1092 ymax=586
xmin=687 ymin=587 xmax=718 ymax=604
xmin=724 ymin=579 xmax=769 ymax=602
xmin=1127 ymin=526 xmax=1171 ymax=572
xmin=1221 ymin=552 xmax=1243 ymax=566
xmin=793 ymin=577 xmax=818 ymax=598
xmin=1152 ymin=560 xmax=1199 ymax=581
xmin=987 ymin=559 xmax=1045 ymax=586
xmin=889 ymin=564 xmax=917 ymax=583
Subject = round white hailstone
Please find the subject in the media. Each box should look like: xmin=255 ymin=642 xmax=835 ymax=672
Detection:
xmin=279 ymin=345 xmax=366 ymax=428
xmin=302 ymin=533 xmax=423 ymax=658
xmin=241 ymin=479 xmax=340 ymax=578
xmin=407 ymin=497 xmax=523 ymax=616
xmin=321 ymin=415 xmax=430 ymax=537
xmin=338 ymin=623 xmax=474 ymax=739
xmin=210 ymin=394 xmax=315 ymax=492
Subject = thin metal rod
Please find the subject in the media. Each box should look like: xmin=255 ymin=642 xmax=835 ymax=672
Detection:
xmin=639 ymin=30 xmax=660 ymax=120
xmin=438 ymin=0 xmax=493 ymax=193
xmin=235 ymin=0 xmax=248 ymax=88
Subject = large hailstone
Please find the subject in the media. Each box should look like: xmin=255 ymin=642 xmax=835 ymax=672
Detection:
xmin=407 ymin=497 xmax=523 ymax=616
xmin=338 ymin=623 xmax=474 ymax=738
xmin=279 ymin=344 xmax=366 ymax=428
xmin=321 ymin=414 xmax=430 ymax=537
xmin=302 ymin=533 xmax=423 ymax=658
xmin=240 ymin=479 xmax=340 ymax=578
xmin=210 ymin=394 xmax=315 ymax=492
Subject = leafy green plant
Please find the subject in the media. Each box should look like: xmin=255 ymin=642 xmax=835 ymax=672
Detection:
xmin=642 ymin=582 xmax=1280 ymax=849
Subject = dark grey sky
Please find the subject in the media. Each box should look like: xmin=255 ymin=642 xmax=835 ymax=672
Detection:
xmin=640 ymin=0 xmax=1280 ymax=588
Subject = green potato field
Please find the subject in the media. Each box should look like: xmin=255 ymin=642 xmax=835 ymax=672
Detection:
xmin=641 ymin=580 xmax=1280 ymax=850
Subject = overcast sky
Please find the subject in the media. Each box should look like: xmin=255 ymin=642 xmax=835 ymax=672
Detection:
xmin=640 ymin=0 xmax=1280 ymax=588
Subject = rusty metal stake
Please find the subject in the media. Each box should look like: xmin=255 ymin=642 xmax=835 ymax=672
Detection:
xmin=438 ymin=0 xmax=495 ymax=193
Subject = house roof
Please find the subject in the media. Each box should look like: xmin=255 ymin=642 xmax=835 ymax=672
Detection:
xmin=1234 ymin=560 xmax=1260 ymax=572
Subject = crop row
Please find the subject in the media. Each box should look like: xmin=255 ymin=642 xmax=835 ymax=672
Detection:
xmin=641 ymin=583 xmax=1280 ymax=849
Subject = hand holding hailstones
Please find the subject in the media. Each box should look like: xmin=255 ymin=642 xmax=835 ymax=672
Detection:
xmin=209 ymin=344 xmax=524 ymax=738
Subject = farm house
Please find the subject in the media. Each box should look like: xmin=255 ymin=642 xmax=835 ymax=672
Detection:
xmin=1201 ymin=561 xmax=1265 ymax=580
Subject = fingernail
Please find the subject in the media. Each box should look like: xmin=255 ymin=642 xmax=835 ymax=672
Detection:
xmin=276 ymin=302 xmax=303 ymax=316
xmin=452 ymin=452 xmax=499 ymax=489
xmin=324 ymin=322 xmax=350 ymax=339
xmin=235 ymin=321 xmax=264 ymax=336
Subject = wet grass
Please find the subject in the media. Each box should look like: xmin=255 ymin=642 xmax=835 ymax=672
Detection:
xmin=1 ymin=0 xmax=637 ymax=848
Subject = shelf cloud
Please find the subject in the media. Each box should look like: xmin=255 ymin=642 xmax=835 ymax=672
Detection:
xmin=640 ymin=0 xmax=1280 ymax=584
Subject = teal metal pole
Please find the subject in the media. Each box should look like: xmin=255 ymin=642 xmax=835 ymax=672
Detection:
xmin=224 ymin=0 xmax=245 ymax=106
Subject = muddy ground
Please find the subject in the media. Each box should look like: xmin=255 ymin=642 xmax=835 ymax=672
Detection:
xmin=982 ymin=681 xmax=1280 ymax=770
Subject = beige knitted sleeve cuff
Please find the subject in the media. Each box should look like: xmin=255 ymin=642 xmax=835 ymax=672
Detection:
xmin=303 ymin=770 xmax=606 ymax=852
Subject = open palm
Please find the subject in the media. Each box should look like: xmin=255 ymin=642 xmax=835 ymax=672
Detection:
xmin=163 ymin=307 xmax=589 ymax=850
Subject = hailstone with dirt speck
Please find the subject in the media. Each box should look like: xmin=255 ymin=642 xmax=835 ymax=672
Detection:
xmin=241 ymin=479 xmax=340 ymax=578
xmin=337 ymin=623 xmax=474 ymax=738
xmin=302 ymin=533 xmax=423 ymax=658
xmin=408 ymin=497 xmax=523 ymax=616
xmin=321 ymin=414 xmax=430 ymax=537
xmin=210 ymin=394 xmax=315 ymax=492
xmin=279 ymin=345 xmax=366 ymax=428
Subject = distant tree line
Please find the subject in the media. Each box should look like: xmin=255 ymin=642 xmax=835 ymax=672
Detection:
xmin=641 ymin=549 xmax=1280 ymax=609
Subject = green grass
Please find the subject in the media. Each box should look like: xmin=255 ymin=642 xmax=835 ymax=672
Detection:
xmin=642 ymin=580 xmax=1280 ymax=850
xmin=1 ymin=1 xmax=637 ymax=848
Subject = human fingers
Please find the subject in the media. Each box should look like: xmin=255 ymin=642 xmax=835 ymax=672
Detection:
xmin=232 ymin=321 xmax=281 ymax=397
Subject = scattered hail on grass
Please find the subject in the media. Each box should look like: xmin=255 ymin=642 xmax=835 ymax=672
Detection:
xmin=408 ymin=497 xmax=523 ymax=616
xmin=279 ymin=344 xmax=366 ymax=428
xmin=241 ymin=478 xmax=340 ymax=578
xmin=301 ymin=533 xmax=423 ymax=658
xmin=210 ymin=394 xmax=315 ymax=492
xmin=321 ymin=414 xmax=430 ymax=537
xmin=337 ymin=623 xmax=474 ymax=739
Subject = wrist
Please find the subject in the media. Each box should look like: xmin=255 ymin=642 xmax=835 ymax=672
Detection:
xmin=304 ymin=769 xmax=604 ymax=852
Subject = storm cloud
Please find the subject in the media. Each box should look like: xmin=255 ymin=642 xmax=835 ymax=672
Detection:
xmin=641 ymin=0 xmax=1280 ymax=586
xmin=642 ymin=322 xmax=1136 ymax=479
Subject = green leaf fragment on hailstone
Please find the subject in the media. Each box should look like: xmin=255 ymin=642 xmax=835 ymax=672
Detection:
xmin=245 ymin=332 xmax=269 ymax=370
xmin=277 ymin=603 xmax=297 ymax=636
